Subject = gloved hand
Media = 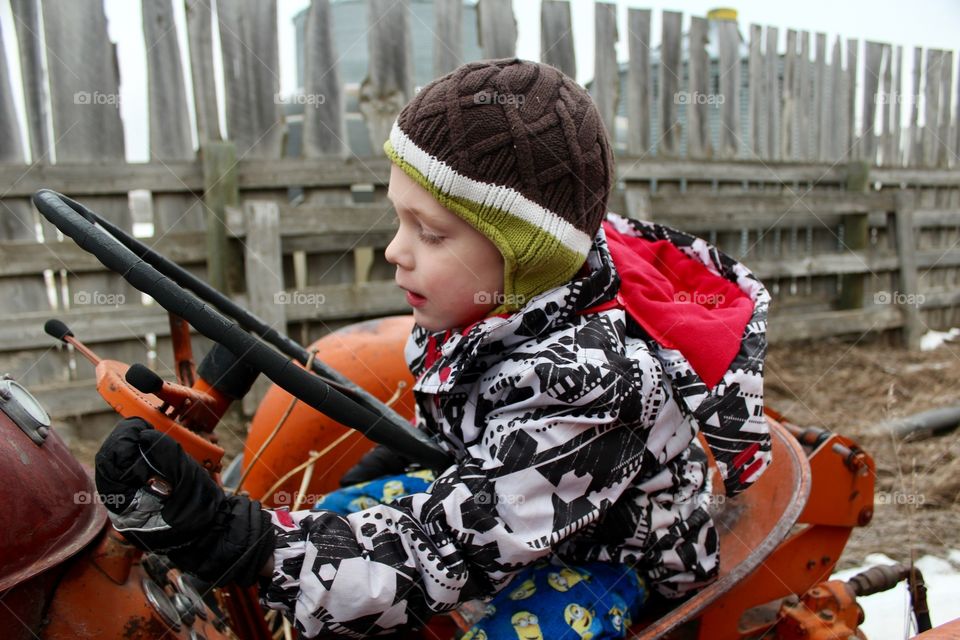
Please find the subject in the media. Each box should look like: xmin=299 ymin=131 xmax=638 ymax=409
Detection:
xmin=95 ymin=417 xmax=274 ymax=587
xmin=338 ymin=443 xmax=416 ymax=487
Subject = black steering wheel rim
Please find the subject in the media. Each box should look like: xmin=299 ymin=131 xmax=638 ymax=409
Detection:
xmin=31 ymin=188 xmax=452 ymax=469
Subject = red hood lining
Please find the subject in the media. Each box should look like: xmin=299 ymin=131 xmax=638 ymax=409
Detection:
xmin=599 ymin=221 xmax=754 ymax=389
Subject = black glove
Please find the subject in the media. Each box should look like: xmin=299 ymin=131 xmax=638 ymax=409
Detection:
xmin=338 ymin=443 xmax=416 ymax=487
xmin=95 ymin=417 xmax=274 ymax=587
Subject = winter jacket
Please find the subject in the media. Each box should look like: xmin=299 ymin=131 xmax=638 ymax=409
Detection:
xmin=262 ymin=212 xmax=771 ymax=638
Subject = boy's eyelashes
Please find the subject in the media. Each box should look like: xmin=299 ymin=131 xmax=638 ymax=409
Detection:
xmin=394 ymin=210 xmax=446 ymax=244
xmin=417 ymin=228 xmax=444 ymax=245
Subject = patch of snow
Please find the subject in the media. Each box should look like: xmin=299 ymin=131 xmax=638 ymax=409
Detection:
xmin=920 ymin=327 xmax=960 ymax=351
xmin=831 ymin=552 xmax=960 ymax=639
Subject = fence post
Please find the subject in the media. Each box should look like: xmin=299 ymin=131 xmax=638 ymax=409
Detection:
xmin=202 ymin=141 xmax=241 ymax=293
xmin=838 ymin=160 xmax=870 ymax=311
xmin=893 ymin=190 xmax=923 ymax=349
xmin=242 ymin=200 xmax=286 ymax=414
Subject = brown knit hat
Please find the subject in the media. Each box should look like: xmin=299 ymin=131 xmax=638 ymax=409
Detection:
xmin=384 ymin=58 xmax=614 ymax=311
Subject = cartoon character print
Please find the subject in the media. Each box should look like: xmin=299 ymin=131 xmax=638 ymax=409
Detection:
xmin=511 ymin=611 xmax=543 ymax=640
xmin=564 ymin=603 xmax=603 ymax=639
xmin=547 ymin=566 xmax=591 ymax=592
xmin=381 ymin=479 xmax=406 ymax=502
xmin=346 ymin=495 xmax=379 ymax=511
xmin=508 ymin=577 xmax=536 ymax=600
xmin=606 ymin=603 xmax=626 ymax=633
xmin=461 ymin=629 xmax=488 ymax=640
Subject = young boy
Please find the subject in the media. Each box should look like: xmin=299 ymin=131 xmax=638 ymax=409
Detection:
xmin=95 ymin=58 xmax=771 ymax=638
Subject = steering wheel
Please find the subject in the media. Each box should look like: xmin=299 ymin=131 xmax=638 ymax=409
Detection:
xmin=31 ymin=189 xmax=451 ymax=470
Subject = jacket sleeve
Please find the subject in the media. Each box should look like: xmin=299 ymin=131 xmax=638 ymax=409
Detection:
xmin=260 ymin=354 xmax=664 ymax=638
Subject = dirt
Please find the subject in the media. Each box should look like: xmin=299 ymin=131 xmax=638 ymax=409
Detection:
xmin=766 ymin=334 xmax=960 ymax=568
xmin=63 ymin=333 xmax=960 ymax=571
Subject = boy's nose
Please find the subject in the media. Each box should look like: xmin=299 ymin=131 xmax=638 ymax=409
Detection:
xmin=384 ymin=232 xmax=412 ymax=269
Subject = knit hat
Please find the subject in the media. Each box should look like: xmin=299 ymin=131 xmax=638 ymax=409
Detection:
xmin=383 ymin=58 xmax=615 ymax=311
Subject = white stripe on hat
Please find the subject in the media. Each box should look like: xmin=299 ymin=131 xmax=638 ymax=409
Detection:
xmin=389 ymin=121 xmax=593 ymax=258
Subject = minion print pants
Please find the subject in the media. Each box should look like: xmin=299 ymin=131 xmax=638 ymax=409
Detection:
xmin=314 ymin=471 xmax=648 ymax=639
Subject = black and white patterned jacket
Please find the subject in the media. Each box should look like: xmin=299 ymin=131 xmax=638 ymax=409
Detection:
xmin=263 ymin=213 xmax=771 ymax=637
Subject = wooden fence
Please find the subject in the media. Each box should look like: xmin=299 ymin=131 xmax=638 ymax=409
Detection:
xmin=0 ymin=1 xmax=958 ymax=438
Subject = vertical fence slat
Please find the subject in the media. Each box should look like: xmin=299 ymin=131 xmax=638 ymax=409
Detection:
xmin=185 ymin=0 xmax=222 ymax=143
xmin=477 ymin=0 xmax=516 ymax=59
xmin=797 ymin=31 xmax=811 ymax=160
xmin=626 ymin=8 xmax=651 ymax=156
xmin=783 ymin=30 xmax=798 ymax=160
xmin=10 ymin=0 xmax=49 ymax=162
xmin=434 ymin=0 xmax=463 ymax=77
xmin=765 ymin=26 xmax=779 ymax=160
xmin=241 ymin=201 xmax=285 ymax=413
xmin=861 ymin=41 xmax=883 ymax=161
xmin=687 ymin=16 xmax=710 ymax=159
xmin=846 ymin=38 xmax=858 ymax=160
xmin=0 ymin=21 xmax=24 ymax=164
xmin=659 ymin=11 xmax=682 ymax=157
xmin=217 ymin=0 xmax=283 ymax=159
xmin=360 ymin=0 xmax=412 ymax=156
xmin=879 ymin=44 xmax=893 ymax=166
xmin=143 ymin=0 xmax=201 ymax=233
xmin=303 ymin=0 xmax=345 ymax=157
xmin=540 ymin=0 xmax=575 ymax=79
xmin=748 ymin=24 xmax=763 ymax=159
xmin=814 ymin=33 xmax=827 ymax=161
xmin=593 ymin=2 xmax=619 ymax=138
xmin=717 ymin=16 xmax=741 ymax=158
xmin=937 ymin=51 xmax=954 ymax=168
xmin=890 ymin=45 xmax=903 ymax=166
xmin=908 ymin=46 xmax=922 ymax=166
xmin=893 ymin=191 xmax=922 ymax=348
xmin=0 ymin=10 xmax=50 ymax=326
xmin=831 ymin=36 xmax=846 ymax=162
xmin=922 ymin=48 xmax=942 ymax=167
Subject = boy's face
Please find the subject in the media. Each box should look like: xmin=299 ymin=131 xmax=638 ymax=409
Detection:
xmin=385 ymin=165 xmax=504 ymax=332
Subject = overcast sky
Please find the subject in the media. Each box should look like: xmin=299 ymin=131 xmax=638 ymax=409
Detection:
xmin=2 ymin=0 xmax=958 ymax=161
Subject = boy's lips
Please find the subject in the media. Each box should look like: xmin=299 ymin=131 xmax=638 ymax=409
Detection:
xmin=398 ymin=285 xmax=427 ymax=308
